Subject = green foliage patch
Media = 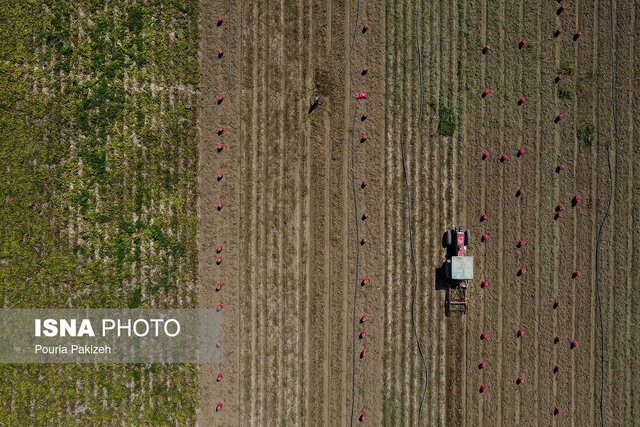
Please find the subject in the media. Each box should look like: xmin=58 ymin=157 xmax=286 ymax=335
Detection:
xmin=557 ymin=84 xmax=575 ymax=100
xmin=0 ymin=0 xmax=199 ymax=423
xmin=438 ymin=104 xmax=457 ymax=137
xmin=560 ymin=61 xmax=575 ymax=76
xmin=577 ymin=124 xmax=596 ymax=147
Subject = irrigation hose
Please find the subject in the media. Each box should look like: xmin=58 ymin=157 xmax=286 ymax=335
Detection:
xmin=595 ymin=2 xmax=617 ymax=425
xmin=400 ymin=134 xmax=428 ymax=425
xmin=412 ymin=4 xmax=428 ymax=421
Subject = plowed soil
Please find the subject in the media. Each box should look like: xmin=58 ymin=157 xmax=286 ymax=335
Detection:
xmin=197 ymin=0 xmax=639 ymax=425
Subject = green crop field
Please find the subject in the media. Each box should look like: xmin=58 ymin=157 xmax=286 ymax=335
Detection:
xmin=0 ymin=0 xmax=199 ymax=423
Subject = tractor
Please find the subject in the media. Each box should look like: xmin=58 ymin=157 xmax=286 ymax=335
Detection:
xmin=442 ymin=226 xmax=473 ymax=315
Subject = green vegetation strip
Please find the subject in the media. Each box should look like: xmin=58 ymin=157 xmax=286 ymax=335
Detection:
xmin=438 ymin=104 xmax=457 ymax=137
xmin=0 ymin=0 xmax=199 ymax=423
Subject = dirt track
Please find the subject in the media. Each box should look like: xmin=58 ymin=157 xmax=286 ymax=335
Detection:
xmin=197 ymin=0 xmax=639 ymax=425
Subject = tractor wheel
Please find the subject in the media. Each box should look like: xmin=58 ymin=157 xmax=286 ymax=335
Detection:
xmin=465 ymin=230 xmax=472 ymax=246
xmin=444 ymin=230 xmax=453 ymax=247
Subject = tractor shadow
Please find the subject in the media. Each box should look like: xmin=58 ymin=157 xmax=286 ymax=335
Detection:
xmin=434 ymin=231 xmax=451 ymax=314
xmin=434 ymin=264 xmax=449 ymax=316
xmin=435 ymin=231 xmax=451 ymax=291
xmin=434 ymin=264 xmax=448 ymax=291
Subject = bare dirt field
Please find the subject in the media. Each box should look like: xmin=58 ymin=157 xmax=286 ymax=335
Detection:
xmin=197 ymin=0 xmax=639 ymax=425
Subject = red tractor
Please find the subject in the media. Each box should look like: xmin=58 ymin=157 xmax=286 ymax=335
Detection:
xmin=442 ymin=226 xmax=473 ymax=315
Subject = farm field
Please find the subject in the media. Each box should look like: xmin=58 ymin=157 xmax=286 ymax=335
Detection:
xmin=200 ymin=0 xmax=639 ymax=426
xmin=1 ymin=0 xmax=637 ymax=425
xmin=1 ymin=1 xmax=199 ymax=424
